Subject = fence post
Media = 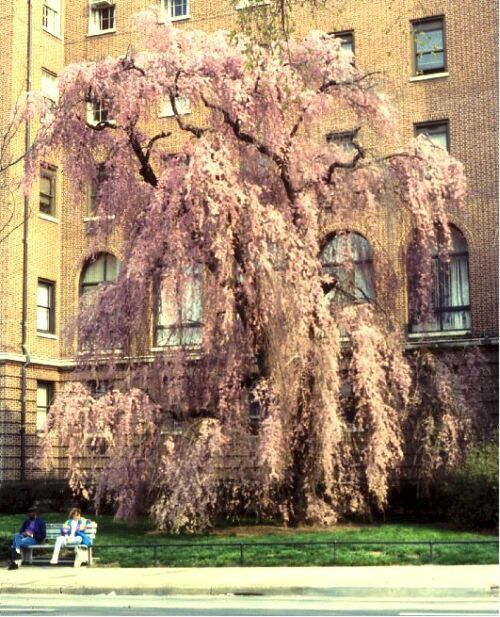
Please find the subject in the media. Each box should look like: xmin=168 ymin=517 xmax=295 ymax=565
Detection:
xmin=429 ymin=542 xmax=433 ymax=563
xmin=153 ymin=545 xmax=158 ymax=566
xmin=239 ymin=544 xmax=244 ymax=566
xmin=333 ymin=541 xmax=337 ymax=564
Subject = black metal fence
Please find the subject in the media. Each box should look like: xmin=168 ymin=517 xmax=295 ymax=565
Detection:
xmin=92 ymin=539 xmax=499 ymax=566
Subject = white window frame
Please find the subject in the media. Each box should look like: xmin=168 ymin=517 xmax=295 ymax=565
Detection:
xmin=235 ymin=0 xmax=270 ymax=10
xmin=41 ymin=69 xmax=59 ymax=103
xmin=88 ymin=0 xmax=116 ymax=36
xmin=159 ymin=97 xmax=191 ymax=118
xmin=43 ymin=0 xmax=61 ymax=36
xmin=161 ymin=0 xmax=190 ymax=22
xmin=86 ymin=100 xmax=115 ymax=127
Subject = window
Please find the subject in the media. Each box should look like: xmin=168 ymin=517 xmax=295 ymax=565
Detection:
xmin=163 ymin=0 xmax=190 ymax=20
xmin=326 ymin=130 xmax=357 ymax=156
xmin=159 ymin=97 xmax=191 ymax=118
xmin=37 ymin=280 xmax=55 ymax=333
xmin=412 ymin=17 xmax=446 ymax=75
xmin=87 ymin=380 xmax=112 ymax=398
xmin=43 ymin=0 xmax=61 ymax=36
xmin=36 ymin=382 xmax=54 ymax=432
xmin=88 ymin=100 xmax=110 ymax=126
xmin=409 ymin=225 xmax=471 ymax=333
xmin=80 ymin=253 xmax=120 ymax=295
xmin=87 ymin=164 xmax=108 ymax=216
xmin=41 ymin=69 xmax=59 ymax=103
xmin=415 ymin=120 xmax=449 ymax=151
xmin=39 ymin=166 xmax=56 ymax=216
xmin=156 ymin=266 xmax=202 ymax=347
xmin=320 ymin=232 xmax=375 ymax=304
xmin=334 ymin=31 xmax=354 ymax=55
xmin=89 ymin=1 xmax=116 ymax=35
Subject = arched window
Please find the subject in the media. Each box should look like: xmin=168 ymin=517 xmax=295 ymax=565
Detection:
xmin=409 ymin=225 xmax=471 ymax=333
xmin=320 ymin=232 xmax=375 ymax=303
xmin=80 ymin=252 xmax=119 ymax=295
xmin=155 ymin=265 xmax=202 ymax=347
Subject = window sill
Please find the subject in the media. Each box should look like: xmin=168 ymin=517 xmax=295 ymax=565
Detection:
xmin=408 ymin=330 xmax=470 ymax=339
xmin=235 ymin=0 xmax=270 ymax=8
xmin=83 ymin=215 xmax=116 ymax=222
xmin=42 ymin=28 xmax=63 ymax=41
xmin=158 ymin=14 xmax=191 ymax=23
xmin=87 ymin=29 xmax=117 ymax=37
xmin=409 ymin=72 xmax=449 ymax=83
xmin=38 ymin=213 xmax=59 ymax=224
xmin=158 ymin=111 xmax=191 ymax=119
xmin=37 ymin=332 xmax=58 ymax=340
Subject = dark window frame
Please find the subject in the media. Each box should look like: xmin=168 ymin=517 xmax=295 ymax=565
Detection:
xmin=154 ymin=268 xmax=203 ymax=348
xmin=36 ymin=380 xmax=54 ymax=433
xmin=414 ymin=119 xmax=450 ymax=151
xmin=87 ymin=163 xmax=108 ymax=216
xmin=333 ymin=30 xmax=355 ymax=55
xmin=37 ymin=279 xmax=56 ymax=334
xmin=408 ymin=226 xmax=471 ymax=334
xmin=412 ymin=16 xmax=447 ymax=75
xmin=80 ymin=252 xmax=119 ymax=295
xmin=39 ymin=164 xmax=57 ymax=216
xmin=320 ymin=231 xmax=376 ymax=304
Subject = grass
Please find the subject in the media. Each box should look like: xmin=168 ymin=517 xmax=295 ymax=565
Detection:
xmin=0 ymin=513 xmax=497 ymax=567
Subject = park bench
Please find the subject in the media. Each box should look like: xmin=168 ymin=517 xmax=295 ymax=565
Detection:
xmin=20 ymin=522 xmax=97 ymax=568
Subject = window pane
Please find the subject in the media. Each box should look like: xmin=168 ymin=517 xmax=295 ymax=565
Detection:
xmin=156 ymin=267 xmax=202 ymax=346
xmin=416 ymin=29 xmax=444 ymax=54
xmin=105 ymin=255 xmax=119 ymax=281
xmin=83 ymin=257 xmax=106 ymax=284
xmin=171 ymin=0 xmax=188 ymax=18
xmin=417 ymin=51 xmax=445 ymax=72
xmin=81 ymin=253 xmax=120 ymax=293
xmin=37 ymin=307 xmax=50 ymax=331
xmin=37 ymin=283 xmax=50 ymax=307
xmin=40 ymin=175 xmax=52 ymax=196
xmin=321 ymin=233 xmax=374 ymax=304
xmin=415 ymin=123 xmax=449 ymax=151
xmin=409 ymin=226 xmax=471 ymax=333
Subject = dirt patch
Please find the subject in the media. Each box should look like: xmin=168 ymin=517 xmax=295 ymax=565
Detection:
xmin=210 ymin=523 xmax=365 ymax=537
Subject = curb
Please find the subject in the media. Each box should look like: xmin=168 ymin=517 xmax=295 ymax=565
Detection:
xmin=0 ymin=585 xmax=497 ymax=598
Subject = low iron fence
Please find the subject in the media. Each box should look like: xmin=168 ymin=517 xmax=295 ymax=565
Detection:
xmin=91 ymin=539 xmax=499 ymax=566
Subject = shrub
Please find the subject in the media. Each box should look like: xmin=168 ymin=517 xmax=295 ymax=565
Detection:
xmin=445 ymin=443 xmax=499 ymax=530
xmin=0 ymin=480 xmax=77 ymax=515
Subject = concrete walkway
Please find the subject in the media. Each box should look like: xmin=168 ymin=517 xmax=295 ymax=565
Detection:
xmin=0 ymin=564 xmax=498 ymax=598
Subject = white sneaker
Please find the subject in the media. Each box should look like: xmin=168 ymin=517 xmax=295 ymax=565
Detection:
xmin=73 ymin=548 xmax=87 ymax=568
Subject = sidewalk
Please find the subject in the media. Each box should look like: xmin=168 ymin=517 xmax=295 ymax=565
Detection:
xmin=0 ymin=564 xmax=498 ymax=598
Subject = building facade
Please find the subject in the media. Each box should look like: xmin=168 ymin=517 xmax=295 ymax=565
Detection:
xmin=0 ymin=0 xmax=498 ymax=482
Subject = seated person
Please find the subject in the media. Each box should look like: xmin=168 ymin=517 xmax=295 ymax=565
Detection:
xmin=50 ymin=508 xmax=92 ymax=567
xmin=8 ymin=505 xmax=46 ymax=570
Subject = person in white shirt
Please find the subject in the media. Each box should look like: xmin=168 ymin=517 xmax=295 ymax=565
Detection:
xmin=50 ymin=508 xmax=89 ymax=565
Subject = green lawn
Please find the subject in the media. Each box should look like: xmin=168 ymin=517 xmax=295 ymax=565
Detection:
xmin=1 ymin=513 xmax=497 ymax=567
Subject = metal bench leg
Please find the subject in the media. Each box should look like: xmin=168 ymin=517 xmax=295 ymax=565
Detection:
xmin=88 ymin=547 xmax=93 ymax=567
xmin=21 ymin=547 xmax=33 ymax=565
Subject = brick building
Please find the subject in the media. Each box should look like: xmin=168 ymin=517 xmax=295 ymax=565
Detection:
xmin=0 ymin=0 xmax=497 ymax=483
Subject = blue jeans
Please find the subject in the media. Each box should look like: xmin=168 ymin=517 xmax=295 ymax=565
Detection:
xmin=11 ymin=534 xmax=37 ymax=560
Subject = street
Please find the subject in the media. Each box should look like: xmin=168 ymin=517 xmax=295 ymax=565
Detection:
xmin=0 ymin=594 xmax=497 ymax=616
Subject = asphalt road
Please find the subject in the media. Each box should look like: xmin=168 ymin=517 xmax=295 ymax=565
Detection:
xmin=0 ymin=594 xmax=497 ymax=616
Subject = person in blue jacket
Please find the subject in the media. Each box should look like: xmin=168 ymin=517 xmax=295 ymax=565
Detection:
xmin=8 ymin=506 xmax=46 ymax=570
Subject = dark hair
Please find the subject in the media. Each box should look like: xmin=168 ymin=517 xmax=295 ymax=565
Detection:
xmin=68 ymin=507 xmax=81 ymax=519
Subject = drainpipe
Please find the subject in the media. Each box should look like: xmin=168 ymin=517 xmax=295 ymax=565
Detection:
xmin=20 ymin=0 xmax=33 ymax=482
